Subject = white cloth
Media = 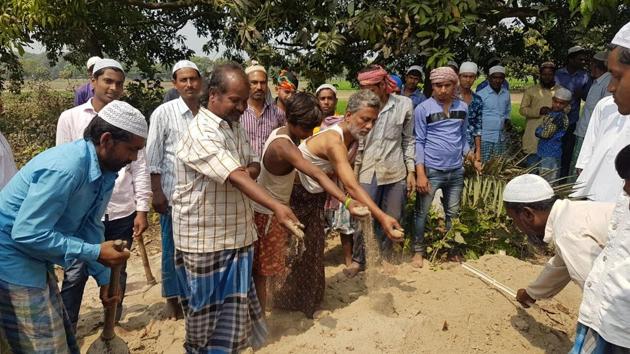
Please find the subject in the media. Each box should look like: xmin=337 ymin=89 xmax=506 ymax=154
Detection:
xmin=572 ymin=96 xmax=630 ymax=202
xmin=172 ymin=60 xmax=199 ymax=75
xmin=489 ymin=65 xmax=505 ymax=75
xmin=526 ymin=199 xmax=614 ymax=300
xmin=503 ymin=174 xmax=554 ymax=203
xmin=99 ymin=100 xmax=148 ymax=138
xmin=554 ymin=87 xmax=572 ymax=101
xmin=315 ymin=84 xmax=337 ymax=96
xmin=575 ymin=72 xmax=612 ymax=138
xmin=298 ymin=124 xmax=344 ymax=194
xmin=0 ymin=131 xmax=17 ymax=190
xmin=459 ymin=62 xmax=478 ymax=74
xmin=612 ymin=22 xmax=630 ymax=49
xmin=252 ymin=128 xmax=296 ymax=214
xmin=56 ymin=99 xmax=151 ymax=220
xmin=92 ymin=58 xmax=124 ymax=74
xmin=578 ymin=193 xmax=630 ymax=348
xmin=146 ymin=97 xmax=196 ymax=202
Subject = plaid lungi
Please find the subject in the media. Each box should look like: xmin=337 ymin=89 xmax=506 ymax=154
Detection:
xmin=570 ymin=323 xmax=630 ymax=354
xmin=175 ymin=245 xmax=267 ymax=353
xmin=481 ymin=140 xmax=507 ymax=163
xmin=0 ymin=271 xmax=79 ymax=354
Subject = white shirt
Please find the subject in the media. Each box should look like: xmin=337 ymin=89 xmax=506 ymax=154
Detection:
xmin=578 ymin=193 xmax=630 ymax=348
xmin=146 ymin=97 xmax=195 ymax=202
xmin=572 ymin=96 xmax=630 ymax=202
xmin=0 ymin=131 xmax=17 ymax=190
xmin=526 ymin=199 xmax=613 ymax=300
xmin=575 ymin=72 xmax=612 ymax=138
xmin=56 ymin=99 xmax=151 ymax=220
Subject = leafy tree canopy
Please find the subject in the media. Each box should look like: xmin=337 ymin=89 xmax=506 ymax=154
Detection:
xmin=1 ymin=0 xmax=629 ymax=91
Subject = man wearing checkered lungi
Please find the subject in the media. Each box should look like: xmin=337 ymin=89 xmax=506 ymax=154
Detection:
xmin=171 ymin=62 xmax=301 ymax=353
xmin=0 ymin=100 xmax=144 ymax=353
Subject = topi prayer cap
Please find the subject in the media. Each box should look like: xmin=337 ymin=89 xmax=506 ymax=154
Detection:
xmin=447 ymin=60 xmax=459 ymax=69
xmin=315 ymin=83 xmax=337 ymax=96
xmin=92 ymin=59 xmax=124 ymax=74
xmin=540 ymin=61 xmax=556 ymax=70
xmin=87 ymin=56 xmax=101 ymax=70
xmin=172 ymin=60 xmax=200 ymax=75
xmin=459 ymin=61 xmax=478 ymax=74
xmin=593 ymin=51 xmax=608 ymax=62
xmin=554 ymin=87 xmax=572 ymax=101
xmin=503 ymin=174 xmax=555 ymax=203
xmin=245 ymin=60 xmax=267 ymax=75
xmin=612 ymin=22 xmax=630 ymax=49
xmin=406 ymin=65 xmax=423 ymax=75
xmin=488 ymin=65 xmax=505 ymax=76
xmin=99 ymin=100 xmax=148 ymax=139
xmin=568 ymin=46 xmax=587 ymax=55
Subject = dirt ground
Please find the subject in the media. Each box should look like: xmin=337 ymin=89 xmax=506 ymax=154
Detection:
xmin=72 ymin=222 xmax=580 ymax=354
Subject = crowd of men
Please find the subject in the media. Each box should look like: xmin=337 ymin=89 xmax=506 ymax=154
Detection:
xmin=0 ymin=20 xmax=628 ymax=354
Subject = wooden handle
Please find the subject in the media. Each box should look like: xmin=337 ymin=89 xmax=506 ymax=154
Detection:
xmin=135 ymin=236 xmax=157 ymax=285
xmin=102 ymin=239 xmax=126 ymax=340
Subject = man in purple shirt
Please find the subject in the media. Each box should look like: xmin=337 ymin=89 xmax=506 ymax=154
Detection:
xmin=73 ymin=56 xmax=100 ymax=107
xmin=413 ymin=67 xmax=470 ymax=268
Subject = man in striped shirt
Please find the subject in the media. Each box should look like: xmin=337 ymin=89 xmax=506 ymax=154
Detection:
xmin=240 ymin=62 xmax=286 ymax=157
xmin=172 ymin=62 xmax=300 ymax=352
xmin=146 ymin=60 xmax=202 ymax=319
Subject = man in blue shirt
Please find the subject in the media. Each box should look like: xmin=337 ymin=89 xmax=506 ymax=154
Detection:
xmin=477 ymin=65 xmax=512 ymax=162
xmin=413 ymin=67 xmax=470 ymax=268
xmin=402 ymin=65 xmax=427 ymax=108
xmin=555 ymin=46 xmax=592 ymax=178
xmin=0 ymin=100 xmax=146 ymax=353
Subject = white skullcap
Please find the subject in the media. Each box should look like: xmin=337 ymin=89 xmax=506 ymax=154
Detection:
xmin=593 ymin=51 xmax=608 ymax=62
xmin=459 ymin=61 xmax=478 ymax=74
xmin=87 ymin=56 xmax=101 ymax=69
xmin=447 ymin=60 xmax=459 ymax=69
xmin=92 ymin=59 xmax=124 ymax=74
xmin=406 ymin=65 xmax=423 ymax=75
xmin=172 ymin=60 xmax=200 ymax=75
xmin=568 ymin=46 xmax=587 ymax=55
xmin=503 ymin=174 xmax=555 ymax=203
xmin=315 ymin=84 xmax=337 ymax=96
xmin=554 ymin=87 xmax=573 ymax=101
xmin=488 ymin=65 xmax=505 ymax=76
xmin=99 ymin=101 xmax=148 ymax=139
xmin=612 ymin=22 xmax=630 ymax=49
xmin=244 ymin=60 xmax=267 ymax=75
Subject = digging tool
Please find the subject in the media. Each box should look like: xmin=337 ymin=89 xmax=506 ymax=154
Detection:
xmin=87 ymin=240 xmax=130 ymax=354
xmin=134 ymin=233 xmax=157 ymax=287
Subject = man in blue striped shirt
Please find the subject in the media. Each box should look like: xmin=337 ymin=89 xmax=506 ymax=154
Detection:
xmin=413 ymin=67 xmax=470 ymax=268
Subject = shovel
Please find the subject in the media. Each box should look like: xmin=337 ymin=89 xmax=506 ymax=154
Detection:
xmin=87 ymin=240 xmax=130 ymax=354
xmin=134 ymin=233 xmax=157 ymax=288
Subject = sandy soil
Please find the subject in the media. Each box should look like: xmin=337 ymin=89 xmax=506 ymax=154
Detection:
xmin=73 ymin=225 xmax=580 ymax=354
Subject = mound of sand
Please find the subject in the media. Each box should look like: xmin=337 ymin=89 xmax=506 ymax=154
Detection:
xmin=73 ymin=225 xmax=580 ymax=353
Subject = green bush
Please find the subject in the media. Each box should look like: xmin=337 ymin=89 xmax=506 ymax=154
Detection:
xmin=0 ymin=82 xmax=72 ymax=167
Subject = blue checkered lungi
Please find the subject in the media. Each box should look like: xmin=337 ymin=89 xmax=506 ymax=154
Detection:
xmin=175 ymin=245 xmax=267 ymax=354
xmin=570 ymin=323 xmax=630 ymax=354
xmin=0 ymin=271 xmax=79 ymax=354
xmin=481 ymin=140 xmax=507 ymax=163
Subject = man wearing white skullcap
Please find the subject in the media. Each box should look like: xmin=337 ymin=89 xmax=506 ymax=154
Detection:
xmin=458 ymin=61 xmax=483 ymax=170
xmin=477 ymin=64 xmax=511 ymax=162
xmin=73 ymin=55 xmax=102 ymax=106
xmin=241 ymin=60 xmax=286 ymax=157
xmin=56 ymin=60 xmax=152 ymax=330
xmin=0 ymin=100 xmax=148 ymax=352
xmin=145 ymin=59 xmax=203 ymax=318
xmin=502 ymin=174 xmax=613 ymax=312
xmin=573 ymin=22 xmax=630 ymax=353
xmin=402 ymin=65 xmax=427 ymax=108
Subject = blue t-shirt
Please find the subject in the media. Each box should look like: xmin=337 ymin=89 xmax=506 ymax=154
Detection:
xmin=535 ymin=111 xmax=567 ymax=159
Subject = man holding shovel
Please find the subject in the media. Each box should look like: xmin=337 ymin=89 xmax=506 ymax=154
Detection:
xmin=0 ymin=100 xmax=145 ymax=353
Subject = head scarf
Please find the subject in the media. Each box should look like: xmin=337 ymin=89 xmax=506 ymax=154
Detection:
xmin=357 ymin=65 xmax=397 ymax=93
xmin=389 ymin=74 xmax=403 ymax=90
xmin=429 ymin=67 xmax=458 ymax=84
xmin=275 ymin=69 xmax=298 ymax=91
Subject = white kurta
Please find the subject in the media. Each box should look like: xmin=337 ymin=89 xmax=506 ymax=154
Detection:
xmin=0 ymin=131 xmax=17 ymax=190
xmin=572 ymin=96 xmax=630 ymax=202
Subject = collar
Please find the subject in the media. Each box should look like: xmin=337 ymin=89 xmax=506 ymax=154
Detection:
xmin=595 ymin=71 xmax=611 ymax=84
xmin=380 ymin=94 xmax=395 ymax=113
xmin=431 ymin=97 xmax=462 ymax=110
xmin=85 ymin=140 xmax=105 ymax=182
xmin=175 ymin=96 xmax=194 ymax=116
xmin=82 ymin=98 xmax=97 ymax=114
xmin=543 ymin=200 xmax=562 ymax=244
xmin=202 ymin=107 xmax=236 ymax=129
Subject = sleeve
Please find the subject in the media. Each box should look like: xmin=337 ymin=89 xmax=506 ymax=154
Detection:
xmin=79 ymin=207 xmax=111 ymax=286
xmin=461 ymin=107 xmax=471 ymax=156
xmin=401 ymin=98 xmax=416 ymax=173
xmin=146 ymin=107 xmax=165 ymax=175
xmin=130 ymin=149 xmax=152 ymax=212
xmin=55 ymin=112 xmax=73 ymax=146
xmin=525 ymin=254 xmax=572 ymax=300
xmin=518 ymin=89 xmax=539 ymax=119
xmin=504 ymin=94 xmax=512 ymax=121
xmin=469 ymin=96 xmax=483 ymax=137
xmin=414 ymin=104 xmax=428 ymax=166
xmin=575 ymin=101 xmax=603 ymax=169
xmin=10 ymin=169 xmax=103 ymax=270
xmin=177 ymin=123 xmax=241 ymax=183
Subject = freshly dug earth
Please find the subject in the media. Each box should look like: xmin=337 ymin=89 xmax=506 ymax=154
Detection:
xmin=72 ymin=225 xmax=580 ymax=354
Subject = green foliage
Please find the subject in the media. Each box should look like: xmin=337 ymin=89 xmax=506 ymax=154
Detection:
xmin=121 ymin=79 xmax=165 ymax=119
xmin=0 ymin=82 xmax=71 ymax=167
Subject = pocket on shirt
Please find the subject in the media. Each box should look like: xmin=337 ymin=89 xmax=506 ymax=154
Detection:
xmin=384 ymin=121 xmax=403 ymax=140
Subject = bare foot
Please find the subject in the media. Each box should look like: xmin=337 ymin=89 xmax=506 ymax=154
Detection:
xmin=343 ymin=262 xmax=362 ymax=278
xmin=411 ymin=254 xmax=424 ymax=268
xmin=163 ymin=298 xmax=184 ymax=320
